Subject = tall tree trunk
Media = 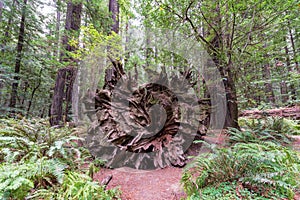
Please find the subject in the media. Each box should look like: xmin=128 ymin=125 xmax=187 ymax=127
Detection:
xmin=55 ymin=0 xmax=61 ymax=58
xmin=64 ymin=67 xmax=77 ymax=122
xmin=9 ymin=0 xmax=27 ymax=114
xmin=224 ymin=63 xmax=239 ymax=128
xmin=103 ymin=0 xmax=123 ymax=90
xmin=3 ymin=0 xmax=16 ymax=47
xmin=285 ymin=37 xmax=297 ymax=100
xmin=50 ymin=1 xmax=82 ymax=126
xmin=209 ymin=2 xmax=239 ymax=129
xmin=60 ymin=1 xmax=82 ymax=61
xmin=50 ymin=68 xmax=67 ymax=126
xmin=280 ymin=42 xmax=290 ymax=104
xmin=263 ymin=63 xmax=275 ymax=104
xmin=288 ymin=22 xmax=299 ymax=73
xmin=26 ymin=69 xmax=42 ymax=117
xmin=280 ymin=81 xmax=288 ymax=104
xmin=0 ymin=1 xmax=3 ymax=22
xmin=224 ymin=6 xmax=239 ymax=129
xmin=109 ymin=0 xmax=119 ymax=34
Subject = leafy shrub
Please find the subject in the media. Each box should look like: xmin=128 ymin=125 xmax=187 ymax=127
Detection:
xmin=181 ymin=142 xmax=300 ymax=199
xmin=31 ymin=171 xmax=120 ymax=200
xmin=229 ymin=117 xmax=296 ymax=145
xmin=186 ymin=181 xmax=286 ymax=200
xmin=0 ymin=118 xmax=84 ymax=166
xmin=282 ymin=118 xmax=300 ymax=135
xmin=0 ymin=118 xmax=120 ymax=199
xmin=0 ymin=158 xmax=66 ymax=199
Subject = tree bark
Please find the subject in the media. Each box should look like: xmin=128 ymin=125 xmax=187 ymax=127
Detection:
xmin=104 ymin=0 xmax=123 ymax=90
xmin=285 ymin=37 xmax=297 ymax=100
xmin=263 ymin=63 xmax=275 ymax=104
xmin=50 ymin=1 xmax=82 ymax=126
xmin=288 ymin=22 xmax=299 ymax=73
xmin=60 ymin=1 xmax=82 ymax=61
xmin=26 ymin=69 xmax=42 ymax=117
xmin=54 ymin=0 xmax=61 ymax=58
xmin=280 ymin=81 xmax=288 ymax=104
xmin=50 ymin=68 xmax=67 ymax=126
xmin=0 ymin=1 xmax=3 ymax=22
xmin=64 ymin=67 xmax=77 ymax=122
xmin=224 ymin=63 xmax=239 ymax=129
xmin=3 ymin=0 xmax=16 ymax=47
xmin=109 ymin=0 xmax=119 ymax=34
xmin=9 ymin=0 xmax=27 ymax=113
xmin=206 ymin=2 xmax=239 ymax=129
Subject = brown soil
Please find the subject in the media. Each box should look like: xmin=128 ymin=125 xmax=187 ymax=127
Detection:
xmin=92 ymin=134 xmax=227 ymax=200
xmin=94 ymin=167 xmax=186 ymax=200
xmin=93 ymin=126 xmax=300 ymax=200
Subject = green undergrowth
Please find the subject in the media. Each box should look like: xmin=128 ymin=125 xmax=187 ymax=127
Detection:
xmin=182 ymin=142 xmax=300 ymax=199
xmin=186 ymin=181 xmax=288 ymax=200
xmin=0 ymin=118 xmax=120 ymax=200
xmin=182 ymin=117 xmax=300 ymax=200
xmin=238 ymin=117 xmax=300 ymax=136
xmin=229 ymin=117 xmax=298 ymax=146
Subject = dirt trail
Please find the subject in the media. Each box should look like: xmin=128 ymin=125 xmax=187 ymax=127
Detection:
xmin=94 ymin=167 xmax=185 ymax=200
xmin=93 ymin=132 xmax=300 ymax=200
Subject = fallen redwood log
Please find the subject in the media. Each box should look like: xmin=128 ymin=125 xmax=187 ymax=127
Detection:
xmin=240 ymin=106 xmax=300 ymax=120
xmin=83 ymin=65 xmax=211 ymax=170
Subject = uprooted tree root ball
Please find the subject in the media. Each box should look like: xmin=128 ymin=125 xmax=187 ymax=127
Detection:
xmin=83 ymin=69 xmax=211 ymax=169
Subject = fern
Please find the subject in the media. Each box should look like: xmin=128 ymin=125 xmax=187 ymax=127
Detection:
xmin=182 ymin=143 xmax=300 ymax=199
xmin=31 ymin=171 xmax=121 ymax=200
xmin=0 ymin=158 xmax=66 ymax=199
xmin=229 ymin=117 xmax=294 ymax=146
xmin=0 ymin=118 xmax=84 ymax=167
xmin=0 ymin=118 xmax=121 ymax=199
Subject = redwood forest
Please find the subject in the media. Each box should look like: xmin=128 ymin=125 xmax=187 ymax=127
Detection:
xmin=0 ymin=0 xmax=299 ymax=199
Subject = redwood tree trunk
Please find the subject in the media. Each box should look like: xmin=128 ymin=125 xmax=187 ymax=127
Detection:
xmin=50 ymin=68 xmax=67 ymax=126
xmin=0 ymin=1 xmax=3 ymax=22
xmin=263 ymin=63 xmax=275 ymax=104
xmin=3 ymin=0 xmax=16 ymax=48
xmin=54 ymin=0 xmax=61 ymax=58
xmin=288 ymin=22 xmax=299 ymax=73
xmin=285 ymin=37 xmax=297 ymax=100
xmin=109 ymin=0 xmax=119 ymax=34
xmin=104 ymin=0 xmax=123 ymax=90
xmin=207 ymin=2 xmax=239 ymax=129
xmin=224 ymin=63 xmax=239 ymax=128
xmin=50 ymin=1 xmax=82 ymax=126
xmin=60 ymin=1 xmax=82 ymax=61
xmin=9 ymin=0 xmax=27 ymax=113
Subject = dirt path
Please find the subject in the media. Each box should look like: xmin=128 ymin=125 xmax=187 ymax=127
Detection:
xmin=94 ymin=167 xmax=186 ymax=200
xmin=93 ymin=133 xmax=300 ymax=200
xmin=92 ymin=135 xmax=224 ymax=200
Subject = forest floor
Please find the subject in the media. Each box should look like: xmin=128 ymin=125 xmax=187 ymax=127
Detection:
xmin=94 ymin=134 xmax=300 ymax=200
xmin=93 ymin=106 xmax=300 ymax=200
xmin=93 ymin=134 xmax=227 ymax=200
xmin=94 ymin=167 xmax=185 ymax=200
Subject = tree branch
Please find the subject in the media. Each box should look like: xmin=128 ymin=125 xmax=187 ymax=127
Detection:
xmin=158 ymin=0 xmax=218 ymax=54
